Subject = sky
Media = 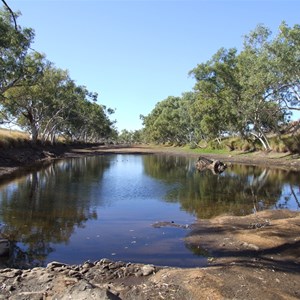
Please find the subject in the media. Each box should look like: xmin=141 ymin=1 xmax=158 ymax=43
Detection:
xmin=5 ymin=0 xmax=300 ymax=132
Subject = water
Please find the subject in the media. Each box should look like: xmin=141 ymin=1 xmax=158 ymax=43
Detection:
xmin=0 ymin=154 xmax=299 ymax=268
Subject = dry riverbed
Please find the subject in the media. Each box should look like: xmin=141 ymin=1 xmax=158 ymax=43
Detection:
xmin=0 ymin=144 xmax=300 ymax=299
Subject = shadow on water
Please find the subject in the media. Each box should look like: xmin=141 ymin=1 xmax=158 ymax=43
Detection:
xmin=0 ymin=154 xmax=299 ymax=268
xmin=143 ymin=154 xmax=300 ymax=218
xmin=0 ymin=156 xmax=111 ymax=268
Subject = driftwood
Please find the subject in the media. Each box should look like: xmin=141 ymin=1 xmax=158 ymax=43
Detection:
xmin=195 ymin=156 xmax=227 ymax=174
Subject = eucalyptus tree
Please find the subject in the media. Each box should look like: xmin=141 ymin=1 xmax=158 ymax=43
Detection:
xmin=140 ymin=103 xmax=163 ymax=143
xmin=38 ymin=68 xmax=77 ymax=143
xmin=268 ymin=22 xmax=300 ymax=114
xmin=62 ymin=88 xmax=116 ymax=143
xmin=142 ymin=96 xmax=188 ymax=144
xmin=189 ymin=48 xmax=242 ymax=141
xmin=118 ymin=129 xmax=133 ymax=144
xmin=60 ymin=85 xmax=91 ymax=142
xmin=189 ymin=27 xmax=287 ymax=150
xmin=131 ymin=129 xmax=143 ymax=143
xmin=183 ymin=91 xmax=207 ymax=144
xmin=178 ymin=91 xmax=201 ymax=144
xmin=0 ymin=7 xmax=34 ymax=98
xmin=237 ymin=25 xmax=287 ymax=149
xmin=118 ymin=129 xmax=144 ymax=144
xmin=141 ymin=23 xmax=298 ymax=149
xmin=2 ymin=52 xmax=48 ymax=142
xmin=2 ymin=54 xmax=83 ymax=143
xmin=141 ymin=92 xmax=202 ymax=145
xmin=81 ymin=102 xmax=115 ymax=142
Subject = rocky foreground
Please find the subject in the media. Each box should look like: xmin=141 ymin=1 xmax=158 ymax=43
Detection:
xmin=0 ymin=210 xmax=299 ymax=300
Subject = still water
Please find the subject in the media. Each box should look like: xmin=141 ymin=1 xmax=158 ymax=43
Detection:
xmin=0 ymin=154 xmax=299 ymax=268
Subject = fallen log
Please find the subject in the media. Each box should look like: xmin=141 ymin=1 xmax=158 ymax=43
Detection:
xmin=195 ymin=156 xmax=227 ymax=174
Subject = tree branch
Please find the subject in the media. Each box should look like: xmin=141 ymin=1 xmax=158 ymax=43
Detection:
xmin=1 ymin=0 xmax=18 ymax=31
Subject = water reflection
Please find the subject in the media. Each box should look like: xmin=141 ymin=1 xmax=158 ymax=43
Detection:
xmin=0 ymin=154 xmax=299 ymax=268
xmin=0 ymin=157 xmax=111 ymax=268
xmin=143 ymin=155 xmax=300 ymax=218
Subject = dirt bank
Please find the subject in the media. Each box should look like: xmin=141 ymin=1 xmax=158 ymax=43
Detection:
xmin=1 ymin=143 xmax=300 ymax=178
xmin=0 ymin=210 xmax=299 ymax=300
xmin=0 ymin=144 xmax=300 ymax=299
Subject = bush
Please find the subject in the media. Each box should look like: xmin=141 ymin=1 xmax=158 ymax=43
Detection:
xmin=242 ymin=142 xmax=251 ymax=152
xmin=208 ymin=139 xmax=226 ymax=150
xmin=282 ymin=135 xmax=300 ymax=153
xmin=225 ymin=139 xmax=236 ymax=151
xmin=189 ymin=143 xmax=197 ymax=149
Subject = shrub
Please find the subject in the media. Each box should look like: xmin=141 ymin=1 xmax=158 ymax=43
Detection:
xmin=282 ymin=135 xmax=300 ymax=153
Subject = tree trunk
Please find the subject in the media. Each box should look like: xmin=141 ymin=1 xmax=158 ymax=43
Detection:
xmin=30 ymin=123 xmax=39 ymax=143
xmin=250 ymin=132 xmax=270 ymax=151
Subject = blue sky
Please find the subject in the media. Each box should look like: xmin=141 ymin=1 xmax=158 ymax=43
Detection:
xmin=7 ymin=0 xmax=300 ymax=131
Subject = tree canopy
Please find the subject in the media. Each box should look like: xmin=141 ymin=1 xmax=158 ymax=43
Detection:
xmin=141 ymin=22 xmax=300 ymax=150
xmin=1 ymin=3 xmax=300 ymax=148
xmin=0 ymin=6 xmax=116 ymax=143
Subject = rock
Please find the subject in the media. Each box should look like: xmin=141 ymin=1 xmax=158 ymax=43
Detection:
xmin=13 ymin=276 xmax=21 ymax=285
xmin=141 ymin=265 xmax=155 ymax=276
xmin=68 ymin=270 xmax=80 ymax=277
xmin=82 ymin=261 xmax=95 ymax=269
xmin=247 ymin=243 xmax=260 ymax=251
xmin=99 ymin=258 xmax=111 ymax=265
xmin=46 ymin=261 xmax=66 ymax=269
xmin=58 ymin=281 xmax=115 ymax=300
xmin=242 ymin=242 xmax=260 ymax=251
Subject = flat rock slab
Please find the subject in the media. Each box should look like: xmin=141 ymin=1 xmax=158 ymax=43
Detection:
xmin=0 ymin=210 xmax=299 ymax=299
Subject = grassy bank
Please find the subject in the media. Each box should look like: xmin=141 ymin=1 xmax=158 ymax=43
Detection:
xmin=0 ymin=128 xmax=30 ymax=148
xmin=1 ymin=127 xmax=300 ymax=162
xmin=185 ymin=134 xmax=300 ymax=154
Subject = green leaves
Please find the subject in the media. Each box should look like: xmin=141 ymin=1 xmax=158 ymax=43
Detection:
xmin=143 ymin=22 xmax=299 ymax=150
xmin=0 ymin=8 xmax=34 ymax=96
xmin=0 ymin=6 xmax=115 ymax=143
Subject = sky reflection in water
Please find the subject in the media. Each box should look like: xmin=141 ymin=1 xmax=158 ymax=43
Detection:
xmin=0 ymin=154 xmax=299 ymax=268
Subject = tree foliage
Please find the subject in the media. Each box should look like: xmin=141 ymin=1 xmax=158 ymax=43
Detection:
xmin=0 ymin=7 xmax=34 ymax=97
xmin=0 ymin=6 xmax=116 ymax=143
xmin=142 ymin=22 xmax=300 ymax=151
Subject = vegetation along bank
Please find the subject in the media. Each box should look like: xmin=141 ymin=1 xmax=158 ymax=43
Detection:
xmin=1 ymin=2 xmax=300 ymax=299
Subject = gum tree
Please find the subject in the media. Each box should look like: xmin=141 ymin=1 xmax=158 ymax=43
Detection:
xmin=0 ymin=7 xmax=34 ymax=97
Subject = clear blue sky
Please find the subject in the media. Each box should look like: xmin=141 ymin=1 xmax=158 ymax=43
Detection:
xmin=7 ymin=0 xmax=300 ymax=131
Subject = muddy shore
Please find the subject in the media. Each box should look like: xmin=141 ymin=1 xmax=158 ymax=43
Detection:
xmin=0 ymin=144 xmax=300 ymax=299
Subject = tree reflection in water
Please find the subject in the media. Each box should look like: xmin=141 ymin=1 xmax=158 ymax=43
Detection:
xmin=0 ymin=157 xmax=110 ymax=268
xmin=143 ymin=155 xmax=300 ymax=219
xmin=0 ymin=154 xmax=299 ymax=268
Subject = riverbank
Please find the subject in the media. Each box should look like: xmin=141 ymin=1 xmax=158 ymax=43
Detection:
xmin=0 ymin=144 xmax=300 ymax=299
xmin=1 ymin=143 xmax=300 ymax=179
xmin=0 ymin=209 xmax=299 ymax=300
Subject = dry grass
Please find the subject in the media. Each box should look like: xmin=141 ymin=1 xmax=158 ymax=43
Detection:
xmin=0 ymin=128 xmax=30 ymax=148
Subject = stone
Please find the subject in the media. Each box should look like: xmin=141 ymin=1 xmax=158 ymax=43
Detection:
xmin=82 ymin=262 xmax=94 ymax=269
xmin=46 ymin=261 xmax=66 ymax=269
xmin=141 ymin=265 xmax=155 ymax=276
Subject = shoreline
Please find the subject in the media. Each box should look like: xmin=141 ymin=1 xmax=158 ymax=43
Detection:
xmin=0 ymin=210 xmax=299 ymax=299
xmin=0 ymin=144 xmax=300 ymax=299
xmin=1 ymin=144 xmax=300 ymax=180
